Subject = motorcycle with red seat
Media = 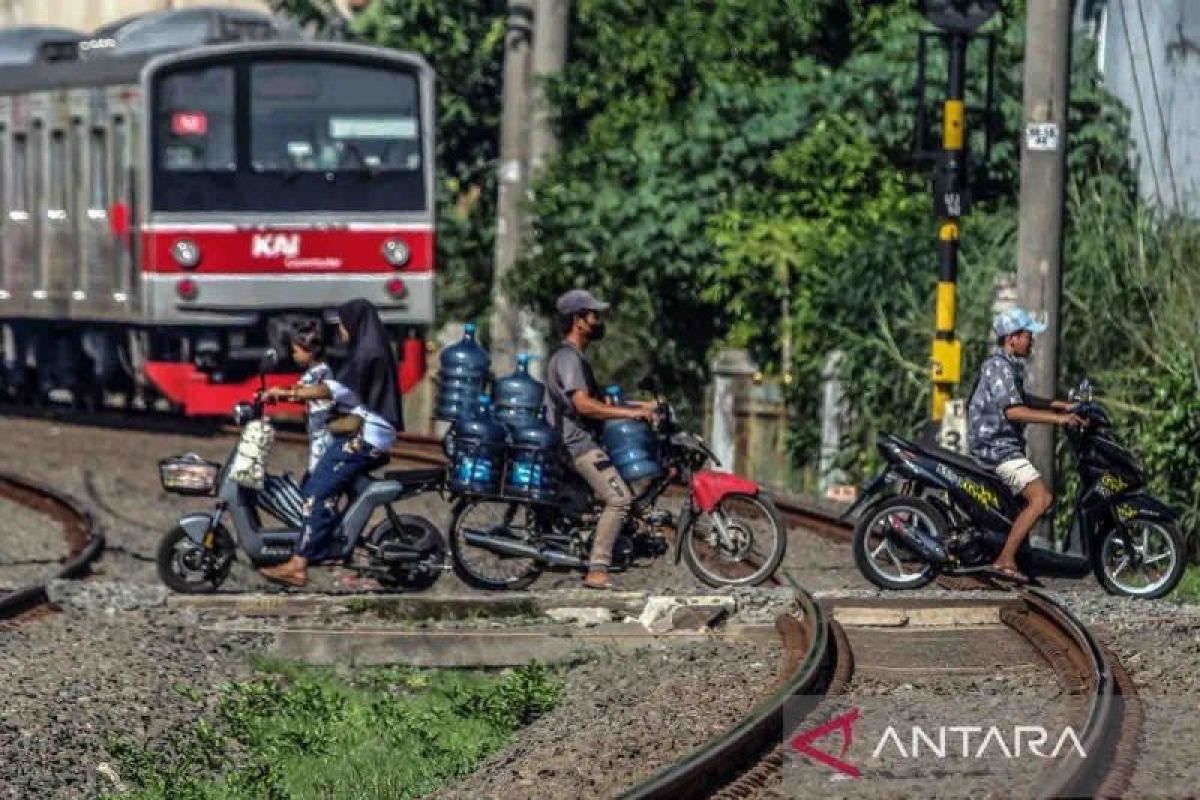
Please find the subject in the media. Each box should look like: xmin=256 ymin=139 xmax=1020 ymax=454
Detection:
xmin=448 ymin=389 xmax=787 ymax=590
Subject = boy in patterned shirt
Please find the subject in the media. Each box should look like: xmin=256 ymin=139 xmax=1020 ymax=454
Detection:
xmin=967 ymin=307 xmax=1083 ymax=584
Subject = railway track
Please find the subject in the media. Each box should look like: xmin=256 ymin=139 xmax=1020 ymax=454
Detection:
xmin=610 ymin=577 xmax=1139 ymax=798
xmin=0 ymin=470 xmax=104 ymax=624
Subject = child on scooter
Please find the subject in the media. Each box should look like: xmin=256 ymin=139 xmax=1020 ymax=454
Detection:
xmin=289 ymin=322 xmax=334 ymax=477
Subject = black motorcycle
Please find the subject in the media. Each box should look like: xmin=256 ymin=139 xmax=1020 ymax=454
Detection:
xmin=847 ymin=379 xmax=1186 ymax=599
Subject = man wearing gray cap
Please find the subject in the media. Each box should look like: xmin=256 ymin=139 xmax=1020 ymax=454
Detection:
xmin=545 ymin=289 xmax=656 ymax=589
xmin=967 ymin=307 xmax=1083 ymax=584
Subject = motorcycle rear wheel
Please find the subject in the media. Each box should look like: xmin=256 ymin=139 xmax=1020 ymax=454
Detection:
xmin=853 ymin=496 xmax=940 ymax=590
xmin=367 ymin=514 xmax=446 ymax=591
xmin=156 ymin=523 xmax=235 ymax=594
xmin=449 ymin=499 xmax=544 ymax=591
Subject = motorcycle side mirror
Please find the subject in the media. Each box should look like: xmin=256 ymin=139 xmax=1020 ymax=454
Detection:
xmin=259 ymin=348 xmax=279 ymax=373
xmin=637 ymin=374 xmax=660 ymax=394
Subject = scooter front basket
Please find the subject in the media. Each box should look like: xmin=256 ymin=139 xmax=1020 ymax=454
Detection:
xmin=159 ymin=453 xmax=221 ymax=496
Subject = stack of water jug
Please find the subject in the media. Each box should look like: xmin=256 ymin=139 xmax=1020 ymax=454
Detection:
xmin=434 ymin=324 xmax=563 ymax=500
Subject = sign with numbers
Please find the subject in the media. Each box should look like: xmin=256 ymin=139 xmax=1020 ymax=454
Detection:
xmin=1025 ymin=122 xmax=1060 ymax=152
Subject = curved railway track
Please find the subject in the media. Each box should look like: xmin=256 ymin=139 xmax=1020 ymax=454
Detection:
xmin=610 ymin=577 xmax=1138 ymax=799
xmin=0 ymin=470 xmax=105 ymax=623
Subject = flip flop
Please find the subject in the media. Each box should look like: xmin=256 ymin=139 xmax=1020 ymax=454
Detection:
xmin=259 ymin=567 xmax=307 ymax=588
xmin=984 ymin=565 xmax=1032 ymax=586
xmin=582 ymin=577 xmax=612 ymax=591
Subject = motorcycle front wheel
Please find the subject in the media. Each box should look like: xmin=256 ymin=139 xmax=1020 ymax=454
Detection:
xmin=155 ymin=523 xmax=235 ymax=594
xmin=1093 ymin=519 xmax=1186 ymax=599
xmin=449 ymin=499 xmax=544 ymax=591
xmin=852 ymin=496 xmax=939 ymax=590
xmin=682 ymin=493 xmax=786 ymax=587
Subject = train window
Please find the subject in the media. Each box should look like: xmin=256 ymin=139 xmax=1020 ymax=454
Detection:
xmin=249 ymin=61 xmax=420 ymax=173
xmin=11 ymin=132 xmax=27 ymax=213
xmin=89 ymin=128 xmax=107 ymax=209
xmin=156 ymin=65 xmax=235 ymax=172
xmin=48 ymin=130 xmax=66 ymax=213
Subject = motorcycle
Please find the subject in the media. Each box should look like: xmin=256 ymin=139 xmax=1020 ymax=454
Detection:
xmin=448 ymin=384 xmax=787 ymax=590
xmin=847 ymin=378 xmax=1186 ymax=599
xmin=155 ymin=351 xmax=447 ymax=593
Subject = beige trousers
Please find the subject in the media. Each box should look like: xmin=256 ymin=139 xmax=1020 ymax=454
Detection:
xmin=573 ymin=448 xmax=633 ymax=570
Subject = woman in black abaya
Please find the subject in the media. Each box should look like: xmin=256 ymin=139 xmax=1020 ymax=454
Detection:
xmin=260 ymin=299 xmax=403 ymax=587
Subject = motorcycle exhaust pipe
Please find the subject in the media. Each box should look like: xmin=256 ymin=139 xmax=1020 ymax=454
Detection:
xmin=463 ymin=530 xmax=586 ymax=568
xmin=889 ymin=524 xmax=949 ymax=565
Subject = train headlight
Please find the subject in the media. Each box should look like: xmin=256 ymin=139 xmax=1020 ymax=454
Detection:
xmin=171 ymin=238 xmax=202 ymax=270
xmin=381 ymin=238 xmax=410 ymax=268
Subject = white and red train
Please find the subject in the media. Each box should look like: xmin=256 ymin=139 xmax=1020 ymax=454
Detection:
xmin=0 ymin=8 xmax=434 ymax=414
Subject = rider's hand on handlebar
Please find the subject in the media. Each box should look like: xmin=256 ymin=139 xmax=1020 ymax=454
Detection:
xmin=1058 ymin=412 xmax=1086 ymax=429
xmin=261 ymin=386 xmax=291 ymax=404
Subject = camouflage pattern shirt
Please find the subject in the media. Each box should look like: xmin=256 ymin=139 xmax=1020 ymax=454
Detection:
xmin=967 ymin=349 xmax=1029 ymax=466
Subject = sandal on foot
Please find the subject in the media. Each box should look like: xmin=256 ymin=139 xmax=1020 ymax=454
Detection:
xmin=985 ymin=565 xmax=1032 ymax=586
xmin=259 ymin=567 xmax=307 ymax=588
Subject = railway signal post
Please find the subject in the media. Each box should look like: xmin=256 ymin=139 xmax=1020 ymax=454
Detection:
xmin=917 ymin=1 xmax=1000 ymax=429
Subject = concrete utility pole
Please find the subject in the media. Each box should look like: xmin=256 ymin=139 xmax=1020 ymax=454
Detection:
xmin=1016 ymin=0 xmax=1072 ymax=500
xmin=529 ymin=0 xmax=569 ymax=174
xmin=488 ymin=1 xmax=535 ymax=374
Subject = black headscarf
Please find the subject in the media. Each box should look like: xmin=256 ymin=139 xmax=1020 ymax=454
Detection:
xmin=335 ymin=299 xmax=404 ymax=430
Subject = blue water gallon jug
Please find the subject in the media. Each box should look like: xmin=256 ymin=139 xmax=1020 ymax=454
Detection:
xmin=435 ymin=323 xmax=491 ymax=422
xmin=504 ymin=409 xmax=562 ymax=502
xmin=447 ymin=394 xmax=508 ymax=495
xmin=601 ymin=385 xmax=663 ymax=482
xmin=493 ymin=353 xmax=545 ymax=428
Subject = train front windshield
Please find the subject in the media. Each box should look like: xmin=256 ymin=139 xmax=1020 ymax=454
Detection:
xmin=152 ymin=56 xmax=426 ymax=213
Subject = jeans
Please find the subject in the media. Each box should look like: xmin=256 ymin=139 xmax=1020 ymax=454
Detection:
xmin=296 ymin=435 xmax=387 ymax=560
xmin=572 ymin=448 xmax=632 ymax=570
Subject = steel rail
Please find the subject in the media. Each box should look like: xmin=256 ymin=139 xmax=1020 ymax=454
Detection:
xmin=1015 ymin=588 xmax=1120 ymax=800
xmin=618 ymin=572 xmax=835 ymax=800
xmin=0 ymin=471 xmax=105 ymax=619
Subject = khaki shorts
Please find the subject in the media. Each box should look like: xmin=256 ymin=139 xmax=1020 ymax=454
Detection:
xmin=995 ymin=457 xmax=1042 ymax=495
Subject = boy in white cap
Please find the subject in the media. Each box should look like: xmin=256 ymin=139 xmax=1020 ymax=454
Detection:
xmin=967 ymin=307 xmax=1084 ymax=583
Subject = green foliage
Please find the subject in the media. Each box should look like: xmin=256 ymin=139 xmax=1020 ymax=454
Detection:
xmin=102 ymin=662 xmax=562 ymax=800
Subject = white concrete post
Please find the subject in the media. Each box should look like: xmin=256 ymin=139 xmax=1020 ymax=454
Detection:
xmin=709 ymin=349 xmax=756 ymax=473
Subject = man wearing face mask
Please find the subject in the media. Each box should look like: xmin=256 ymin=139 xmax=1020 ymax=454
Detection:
xmin=545 ymin=289 xmax=656 ymax=590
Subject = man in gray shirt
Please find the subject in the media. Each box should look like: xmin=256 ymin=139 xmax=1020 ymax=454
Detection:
xmin=967 ymin=307 xmax=1082 ymax=584
xmin=545 ymin=289 xmax=656 ymax=589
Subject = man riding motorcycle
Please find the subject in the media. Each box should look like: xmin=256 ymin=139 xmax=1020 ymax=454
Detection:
xmin=544 ymin=289 xmax=656 ymax=590
xmin=967 ymin=307 xmax=1083 ymax=585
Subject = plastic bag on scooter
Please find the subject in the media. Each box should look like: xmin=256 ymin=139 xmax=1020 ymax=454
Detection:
xmin=230 ymin=419 xmax=275 ymax=490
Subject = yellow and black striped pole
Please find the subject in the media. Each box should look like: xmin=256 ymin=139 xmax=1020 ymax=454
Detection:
xmin=930 ymin=34 xmax=969 ymax=422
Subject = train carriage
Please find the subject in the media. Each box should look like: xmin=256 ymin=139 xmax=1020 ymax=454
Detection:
xmin=0 ymin=9 xmax=435 ymax=415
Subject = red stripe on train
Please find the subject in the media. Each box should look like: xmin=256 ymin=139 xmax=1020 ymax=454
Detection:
xmin=142 ymin=226 xmax=434 ymax=274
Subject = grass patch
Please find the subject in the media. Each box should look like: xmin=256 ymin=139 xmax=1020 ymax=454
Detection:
xmin=1173 ymin=566 xmax=1200 ymax=603
xmin=102 ymin=655 xmax=562 ymax=800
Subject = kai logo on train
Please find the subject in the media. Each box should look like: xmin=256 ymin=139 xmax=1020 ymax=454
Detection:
xmin=251 ymin=233 xmax=301 ymax=259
